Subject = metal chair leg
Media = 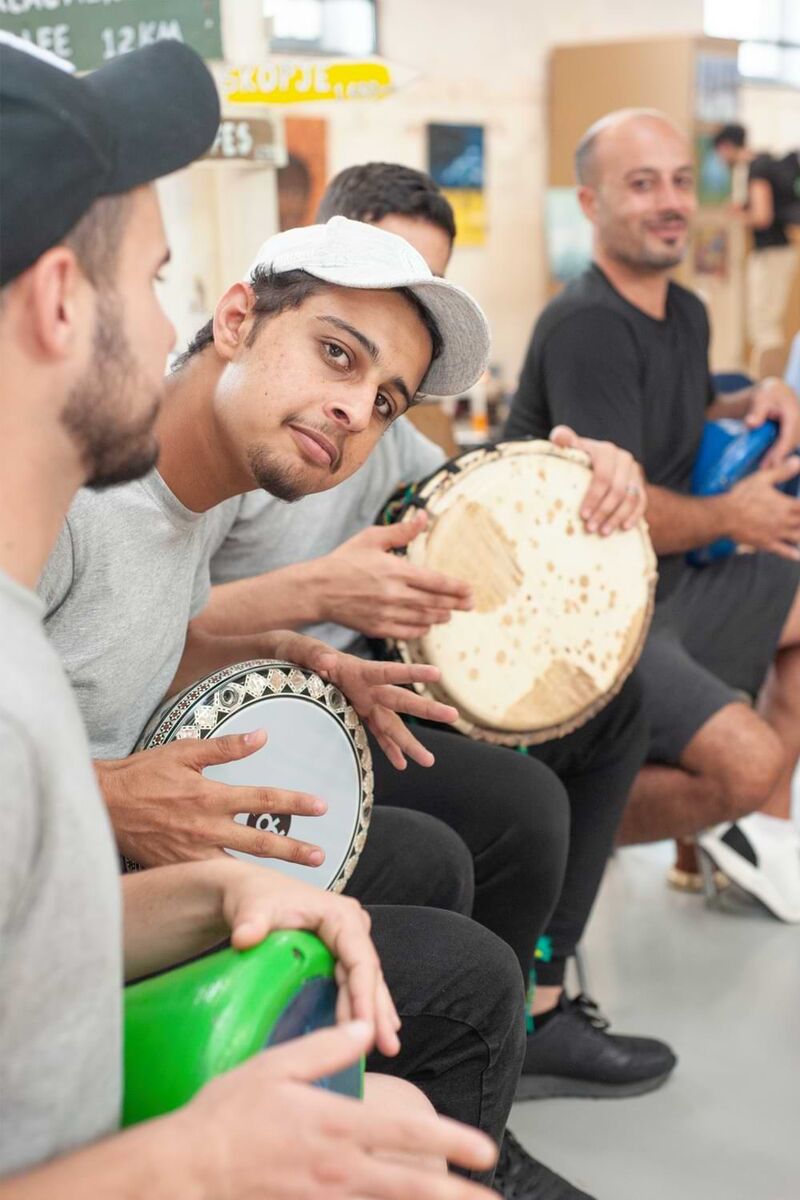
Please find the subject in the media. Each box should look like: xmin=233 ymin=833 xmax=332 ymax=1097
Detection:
xmin=697 ymin=843 xmax=720 ymax=903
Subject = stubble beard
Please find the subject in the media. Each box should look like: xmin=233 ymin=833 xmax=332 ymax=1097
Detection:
xmin=60 ymin=291 xmax=162 ymax=490
xmin=247 ymin=444 xmax=310 ymax=502
xmin=605 ymin=216 xmax=688 ymax=274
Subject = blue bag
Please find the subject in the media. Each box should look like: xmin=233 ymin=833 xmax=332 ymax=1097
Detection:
xmin=688 ymin=419 xmax=800 ymax=566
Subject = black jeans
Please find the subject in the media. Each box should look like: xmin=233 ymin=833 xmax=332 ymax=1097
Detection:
xmin=344 ymin=808 xmax=524 ymax=1175
xmin=366 ymin=905 xmax=526 ymax=1182
xmin=346 ymin=806 xmax=475 ymax=913
xmin=370 ymin=671 xmax=647 ymax=988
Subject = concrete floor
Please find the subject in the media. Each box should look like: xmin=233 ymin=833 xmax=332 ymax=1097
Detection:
xmin=510 ymin=783 xmax=800 ymax=1200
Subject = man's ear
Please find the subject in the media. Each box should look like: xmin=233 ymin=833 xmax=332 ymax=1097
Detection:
xmin=212 ymin=282 xmax=256 ymax=361
xmin=23 ymin=247 xmax=92 ymax=361
xmin=577 ymin=185 xmax=597 ymax=223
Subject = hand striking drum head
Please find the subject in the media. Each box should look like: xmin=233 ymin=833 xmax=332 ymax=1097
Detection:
xmin=385 ymin=441 xmax=657 ymax=745
xmin=135 ymin=661 xmax=373 ymax=891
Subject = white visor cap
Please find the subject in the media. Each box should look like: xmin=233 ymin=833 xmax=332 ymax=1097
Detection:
xmin=245 ymin=216 xmax=490 ymax=397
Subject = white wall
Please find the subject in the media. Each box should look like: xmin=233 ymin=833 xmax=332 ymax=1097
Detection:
xmin=161 ymin=0 xmax=707 ymax=377
xmin=275 ymin=0 xmax=706 ymax=385
xmin=740 ymin=83 xmax=800 ymax=155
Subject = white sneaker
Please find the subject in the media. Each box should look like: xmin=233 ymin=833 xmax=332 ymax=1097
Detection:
xmin=697 ymin=814 xmax=800 ymax=924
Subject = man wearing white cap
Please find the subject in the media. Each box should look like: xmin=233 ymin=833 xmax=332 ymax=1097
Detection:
xmin=37 ymin=215 xmax=532 ymax=1167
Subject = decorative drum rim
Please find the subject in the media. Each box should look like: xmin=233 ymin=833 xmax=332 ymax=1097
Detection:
xmin=133 ymin=659 xmax=373 ymax=893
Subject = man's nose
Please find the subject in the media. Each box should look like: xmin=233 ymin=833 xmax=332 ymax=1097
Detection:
xmin=659 ymin=183 xmax=692 ymax=213
xmin=322 ymin=384 xmax=374 ymax=434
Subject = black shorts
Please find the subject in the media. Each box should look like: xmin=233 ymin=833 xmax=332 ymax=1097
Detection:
xmin=639 ymin=552 xmax=799 ymax=762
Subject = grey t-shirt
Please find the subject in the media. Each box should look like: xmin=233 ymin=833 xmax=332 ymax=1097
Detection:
xmin=0 ymin=569 xmax=121 ymax=1176
xmin=39 ymin=471 xmax=242 ymax=759
xmin=209 ymin=417 xmax=446 ymax=655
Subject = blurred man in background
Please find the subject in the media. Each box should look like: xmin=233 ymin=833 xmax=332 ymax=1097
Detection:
xmin=713 ymin=123 xmax=800 ymax=374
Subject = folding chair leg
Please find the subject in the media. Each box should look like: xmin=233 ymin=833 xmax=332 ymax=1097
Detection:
xmin=697 ymin=844 xmax=720 ymax=903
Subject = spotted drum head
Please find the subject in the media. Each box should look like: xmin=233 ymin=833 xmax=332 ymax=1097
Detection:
xmin=136 ymin=661 xmax=373 ymax=892
xmin=389 ymin=441 xmax=657 ymax=745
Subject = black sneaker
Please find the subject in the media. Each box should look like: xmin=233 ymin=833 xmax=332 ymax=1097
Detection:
xmin=493 ymin=1130 xmax=595 ymax=1199
xmin=516 ymin=993 xmax=677 ymax=1100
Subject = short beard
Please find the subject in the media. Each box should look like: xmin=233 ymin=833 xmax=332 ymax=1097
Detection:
xmin=247 ymin=445 xmax=308 ymax=502
xmin=612 ymin=246 xmax=685 ymax=273
xmin=604 ymin=216 xmax=688 ymax=274
xmin=60 ymin=291 xmax=162 ymax=490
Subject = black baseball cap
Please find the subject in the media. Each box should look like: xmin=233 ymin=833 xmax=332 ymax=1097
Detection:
xmin=0 ymin=34 xmax=221 ymax=285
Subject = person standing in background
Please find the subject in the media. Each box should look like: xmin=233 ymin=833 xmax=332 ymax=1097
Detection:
xmin=713 ymin=123 xmax=800 ymax=374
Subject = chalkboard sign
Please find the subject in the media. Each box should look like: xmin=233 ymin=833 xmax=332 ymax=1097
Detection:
xmin=0 ymin=1 xmax=223 ymax=72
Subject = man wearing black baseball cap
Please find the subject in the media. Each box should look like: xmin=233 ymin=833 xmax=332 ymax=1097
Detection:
xmin=0 ymin=36 xmax=500 ymax=1196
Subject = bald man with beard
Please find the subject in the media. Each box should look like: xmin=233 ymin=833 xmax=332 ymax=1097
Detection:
xmin=507 ymin=110 xmax=800 ymax=922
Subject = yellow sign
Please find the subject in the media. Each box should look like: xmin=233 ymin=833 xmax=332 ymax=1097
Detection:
xmin=225 ymin=59 xmax=394 ymax=105
xmin=444 ymin=189 xmax=487 ymax=247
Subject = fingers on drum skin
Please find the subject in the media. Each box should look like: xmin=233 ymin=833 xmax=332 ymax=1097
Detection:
xmin=223 ymin=786 xmax=326 ymax=818
xmin=400 ymin=564 xmax=473 ymax=603
xmin=593 ymin=466 xmax=636 ymax=531
xmin=192 ymin=731 xmax=267 ymax=765
xmin=403 ymin=605 xmax=453 ymax=626
xmin=601 ymin=490 xmax=640 ymax=535
xmin=224 ymin=824 xmax=325 ymax=865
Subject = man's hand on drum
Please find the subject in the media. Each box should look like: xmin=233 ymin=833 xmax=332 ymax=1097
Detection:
xmin=745 ymin=376 xmax=800 ymax=468
xmin=270 ymin=630 xmax=459 ymax=770
xmin=549 ymin=425 xmax=647 ymax=535
xmin=122 ymin=855 xmax=400 ymax=1055
xmin=320 ymin=513 xmax=474 ymax=639
xmin=223 ymin=861 xmax=402 ymax=1051
xmin=179 ymin=1022 xmax=498 ymax=1198
xmin=725 ymin=456 xmax=800 ymax=560
xmin=96 ymin=736 xmax=330 ymax=870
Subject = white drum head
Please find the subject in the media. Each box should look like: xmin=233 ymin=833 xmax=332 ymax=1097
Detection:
xmin=206 ymin=696 xmax=361 ymax=890
xmin=135 ymin=661 xmax=372 ymax=892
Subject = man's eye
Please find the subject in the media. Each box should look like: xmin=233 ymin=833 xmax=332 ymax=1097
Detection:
xmin=375 ymin=393 xmax=394 ymax=419
xmin=324 ymin=341 xmax=349 ymax=365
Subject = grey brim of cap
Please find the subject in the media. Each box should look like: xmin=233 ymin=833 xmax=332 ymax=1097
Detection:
xmin=83 ymin=41 xmax=220 ymax=194
xmin=407 ymin=278 xmax=490 ymax=397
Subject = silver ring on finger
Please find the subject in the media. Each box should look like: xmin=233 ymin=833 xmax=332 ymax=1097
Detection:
xmin=625 ymin=483 xmax=640 ymax=497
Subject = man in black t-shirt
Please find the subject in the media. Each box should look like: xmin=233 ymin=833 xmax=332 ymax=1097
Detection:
xmin=507 ymin=110 xmax=800 ymax=922
xmin=713 ymin=123 xmax=799 ymax=370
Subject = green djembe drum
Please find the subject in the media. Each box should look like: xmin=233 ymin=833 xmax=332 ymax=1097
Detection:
xmin=123 ymin=930 xmax=363 ymax=1126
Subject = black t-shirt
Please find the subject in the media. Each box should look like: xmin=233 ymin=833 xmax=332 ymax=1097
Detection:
xmin=748 ymin=152 xmax=799 ymax=249
xmin=505 ymin=264 xmax=714 ymax=597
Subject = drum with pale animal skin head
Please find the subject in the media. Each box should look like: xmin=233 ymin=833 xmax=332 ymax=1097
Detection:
xmin=380 ymin=440 xmax=657 ymax=745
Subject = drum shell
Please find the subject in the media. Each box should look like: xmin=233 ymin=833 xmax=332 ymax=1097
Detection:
xmin=123 ymin=931 xmax=363 ymax=1124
